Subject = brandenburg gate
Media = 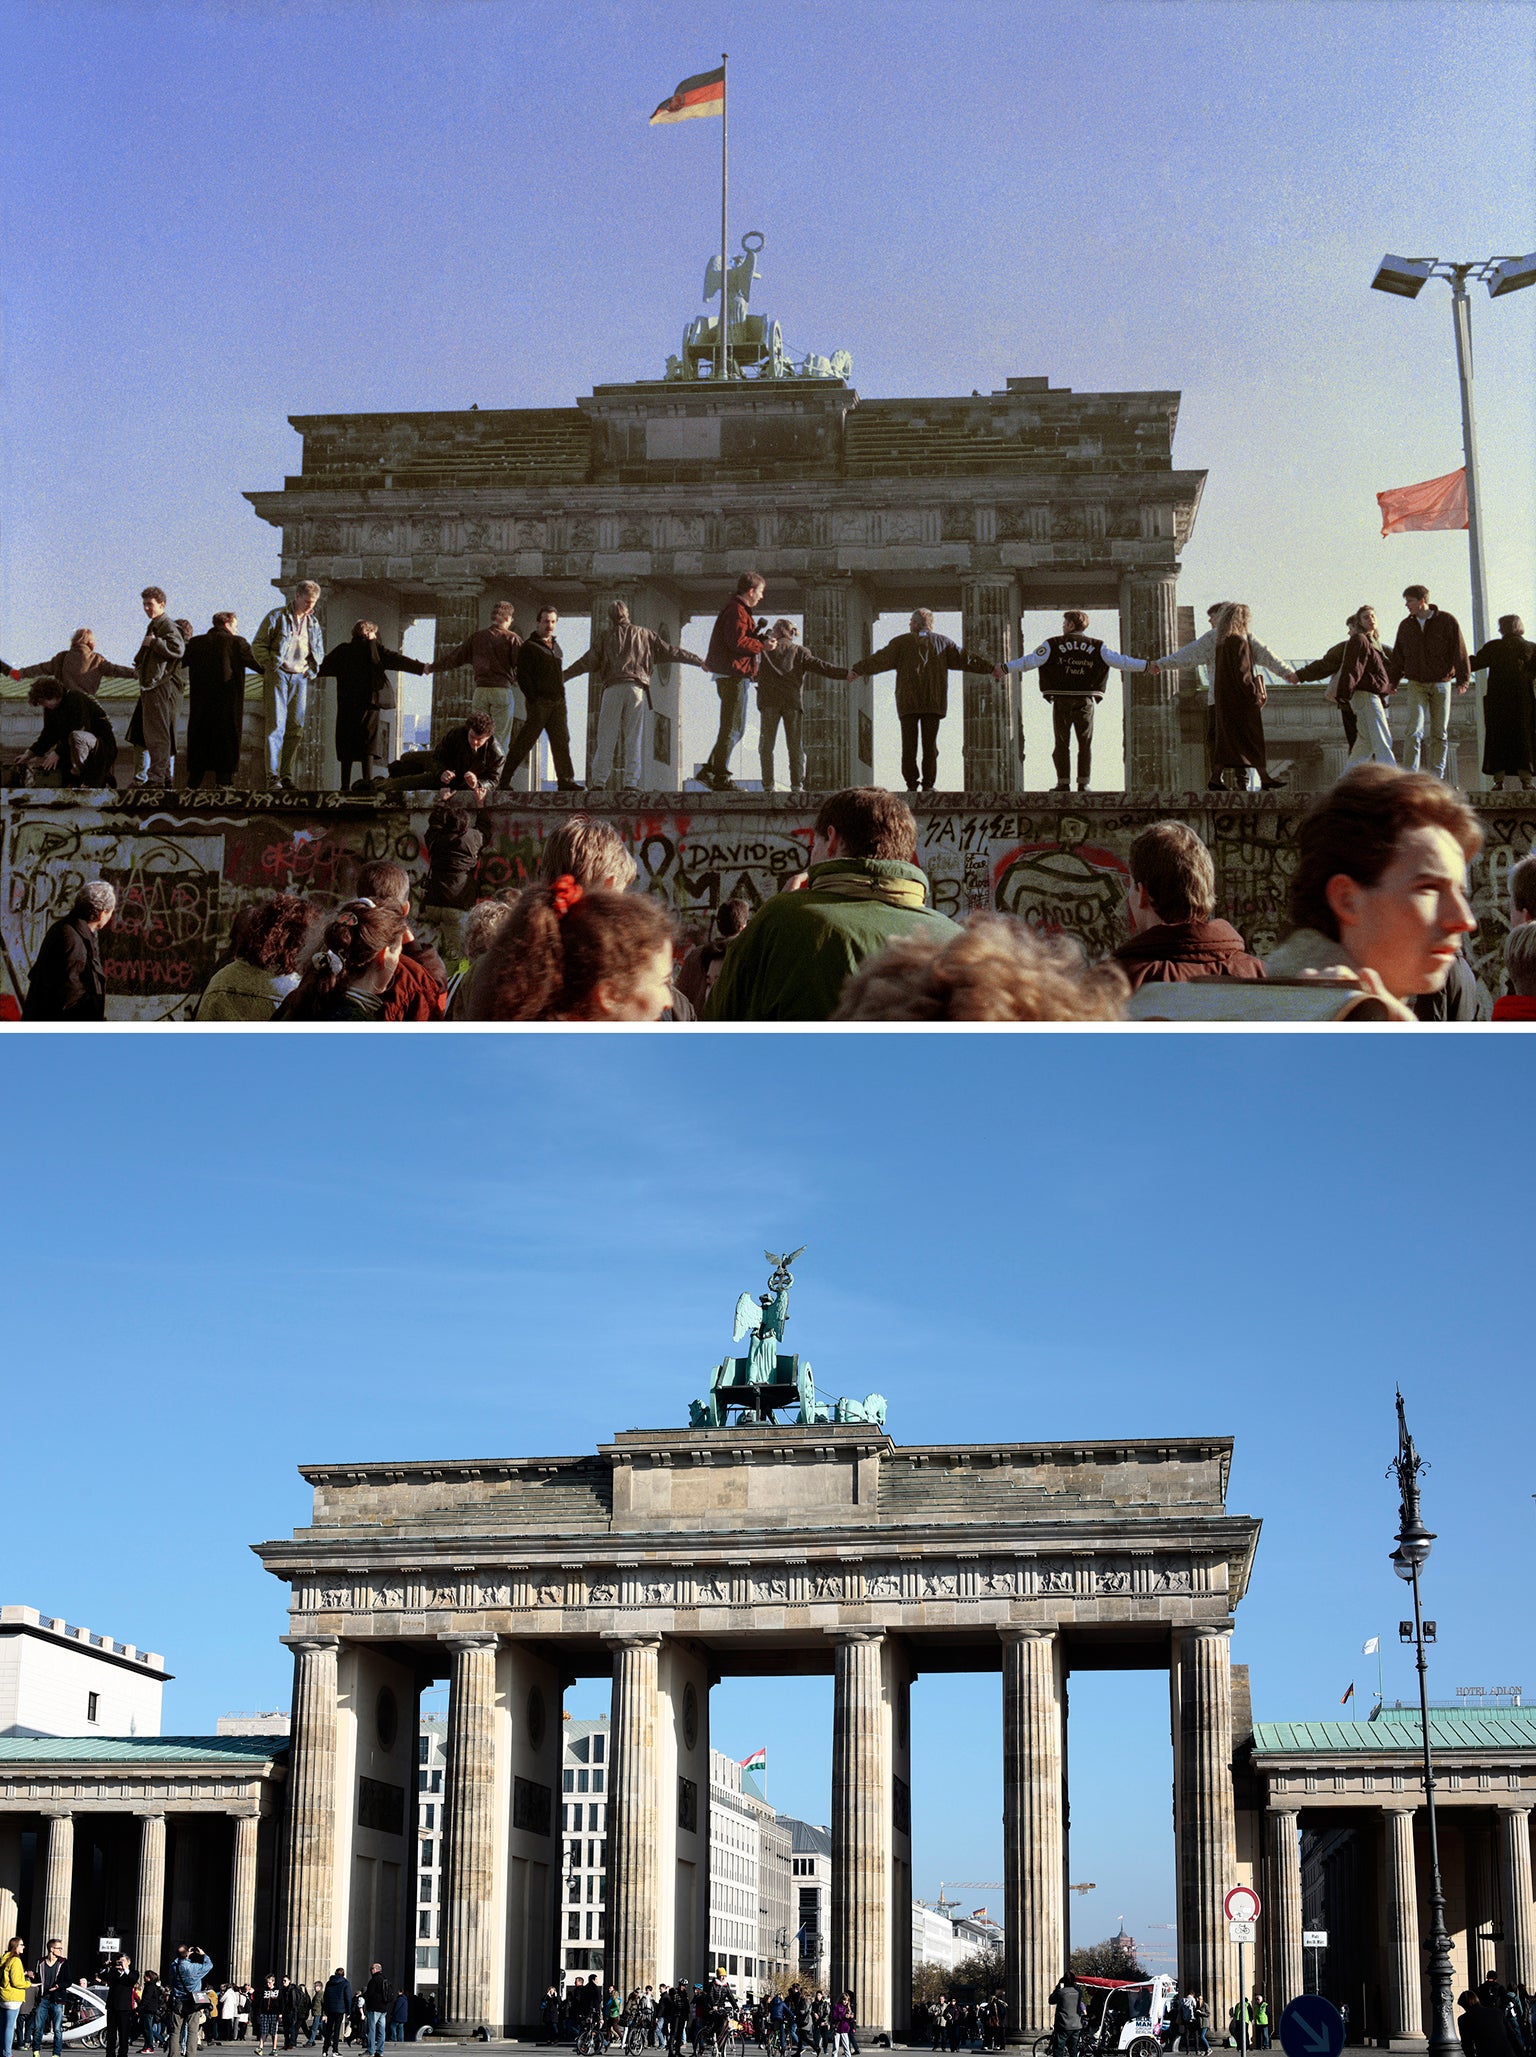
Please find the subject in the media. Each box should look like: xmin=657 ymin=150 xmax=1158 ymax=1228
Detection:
xmin=255 ymin=1423 xmax=1260 ymax=2037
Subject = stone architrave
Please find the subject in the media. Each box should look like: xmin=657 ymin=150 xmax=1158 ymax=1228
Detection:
xmin=41 ymin=1812 xmax=74 ymax=1950
xmin=442 ymin=1634 xmax=502 ymax=2034
xmin=1266 ymin=1808 xmax=1303 ymax=2014
xmin=1383 ymin=1808 xmax=1423 ymax=2042
xmin=1002 ymin=1628 xmax=1064 ymax=2037
xmin=960 ymin=579 xmax=1021 ymax=794
xmin=136 ymin=1812 xmax=167 ymax=1981
xmin=283 ymin=1634 xmax=341 ymax=1988
xmin=607 ymin=1635 xmax=663 ymax=1995
xmin=1497 ymin=1805 xmax=1535 ymax=1990
xmin=229 ymin=1810 xmax=260 ymax=1988
xmin=1119 ymin=573 xmax=1181 ymax=791
xmin=831 ymin=1630 xmax=889 ymax=2033
xmin=1174 ymin=1625 xmax=1239 ymax=2020
xmin=430 ymin=585 xmax=486 ymax=746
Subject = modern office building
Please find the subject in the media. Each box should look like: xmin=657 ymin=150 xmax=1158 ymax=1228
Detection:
xmin=786 ymin=1820 xmax=831 ymax=1985
xmin=1 ymin=1605 xmax=168 ymax=1739
xmin=561 ymin=1717 xmax=610 ymax=1981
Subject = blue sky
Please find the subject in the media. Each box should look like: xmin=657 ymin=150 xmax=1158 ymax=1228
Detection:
xmin=6 ymin=1034 xmax=1533 ymax=1958
xmin=2 ymin=0 xmax=1533 ymax=791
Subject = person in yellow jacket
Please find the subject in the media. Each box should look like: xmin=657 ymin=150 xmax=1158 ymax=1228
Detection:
xmin=2 ymin=1937 xmax=32 ymax=2057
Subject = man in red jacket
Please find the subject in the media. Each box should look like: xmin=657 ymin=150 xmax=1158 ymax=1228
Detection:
xmin=1112 ymin=821 xmax=1265 ymax=990
xmin=700 ymin=572 xmax=766 ymax=791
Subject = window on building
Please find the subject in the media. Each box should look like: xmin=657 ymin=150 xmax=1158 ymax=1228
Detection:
xmin=423 ymin=1804 xmax=434 ymax=1831
xmin=418 ymin=1735 xmax=429 ymax=1764
xmin=589 ymin=1804 xmax=601 ymax=1830
xmin=592 ymin=1734 xmax=605 ymax=1763
xmin=86 ymin=1692 xmax=99 ymax=1723
xmin=430 ymin=1770 xmax=442 ymax=1793
xmin=421 ymin=1840 xmax=433 ymax=1868
xmin=596 ymin=1914 xmax=604 ymax=1941
xmin=728 ymin=1957 xmax=738 ymax=1977
xmin=568 ymin=1913 xmax=580 ymax=1940
xmin=577 ymin=1770 xmax=589 ymax=1792
xmin=563 ymin=1770 xmax=574 ymax=1793
xmin=585 ymin=1913 xmax=593 ymax=1941
xmin=591 ymin=1770 xmax=604 ymax=1792
xmin=418 ymin=1770 xmax=428 ymax=1791
xmin=418 ymin=1912 xmax=431 ymax=1939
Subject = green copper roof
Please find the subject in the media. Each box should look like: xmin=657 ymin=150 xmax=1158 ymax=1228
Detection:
xmin=0 ymin=1735 xmax=286 ymax=1763
xmin=1252 ymin=1711 xmax=1536 ymax=1755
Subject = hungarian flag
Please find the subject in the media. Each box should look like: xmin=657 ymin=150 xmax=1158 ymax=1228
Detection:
xmin=651 ymin=65 xmax=725 ymax=124
xmin=1377 ymin=467 xmax=1468 ymax=536
xmin=740 ymin=1746 xmax=767 ymax=1773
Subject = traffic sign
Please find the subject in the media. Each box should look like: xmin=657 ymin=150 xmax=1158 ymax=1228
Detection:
xmin=1279 ymin=1995 xmax=1345 ymax=2057
xmin=1303 ymin=1931 xmax=1328 ymax=1949
xmin=1229 ymin=1918 xmax=1256 ymax=1943
xmin=1224 ymin=1884 xmax=1262 ymax=1922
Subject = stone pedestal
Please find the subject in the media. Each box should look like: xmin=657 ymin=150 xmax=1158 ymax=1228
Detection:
xmin=831 ymin=1630 xmax=890 ymax=2032
xmin=1383 ymin=1809 xmax=1423 ymax=2043
xmin=443 ymin=1634 xmax=502 ymax=2035
xmin=960 ymin=580 xmax=1022 ymax=793
xmin=1002 ymin=1628 xmax=1064 ymax=2037
xmin=1119 ymin=573 xmax=1181 ymax=790
xmin=136 ymin=1812 xmax=166 ymax=1981
xmin=803 ymin=579 xmax=874 ymax=791
xmin=1266 ymin=1809 xmax=1303 ymax=2014
xmin=229 ymin=1811 xmax=260 ymax=1986
xmin=283 ymin=1635 xmax=340 ymax=1988
xmin=608 ymin=1634 xmax=663 ymax=1995
xmin=430 ymin=585 xmax=485 ymax=746
xmin=1173 ymin=1626 xmax=1238 ymax=2022
xmin=1498 ymin=1805 xmax=1535 ymax=1989
xmin=41 ymin=1811 xmax=74 ymax=1949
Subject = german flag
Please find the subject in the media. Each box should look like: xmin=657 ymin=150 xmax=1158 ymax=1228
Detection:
xmin=650 ymin=64 xmax=725 ymax=124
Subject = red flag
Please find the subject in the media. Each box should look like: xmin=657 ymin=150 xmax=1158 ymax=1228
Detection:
xmin=1340 ymin=1683 xmax=1355 ymax=1706
xmin=1377 ymin=467 xmax=1468 ymax=536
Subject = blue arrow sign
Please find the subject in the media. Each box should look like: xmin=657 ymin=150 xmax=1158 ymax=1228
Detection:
xmin=1280 ymin=1996 xmax=1345 ymax=2057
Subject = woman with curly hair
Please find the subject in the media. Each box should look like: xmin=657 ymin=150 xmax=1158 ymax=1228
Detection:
xmin=275 ymin=899 xmax=410 ymax=1022
xmin=469 ymin=875 xmax=674 ymax=1022
xmin=195 ymin=893 xmax=312 ymax=1020
xmin=832 ymin=913 xmax=1129 ymax=1022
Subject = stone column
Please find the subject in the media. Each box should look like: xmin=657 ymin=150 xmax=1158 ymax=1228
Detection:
xmin=282 ymin=1634 xmax=341 ymax=1988
xmin=1266 ymin=1810 xmax=1304 ymax=2014
xmin=0 ymin=1818 xmax=21 ymax=1952
xmin=1383 ymin=1809 xmax=1423 ymax=2042
xmin=429 ymin=583 xmax=485 ymax=745
xmin=803 ymin=578 xmax=874 ymax=791
xmin=442 ymin=1634 xmax=501 ymax=2035
xmin=1466 ymin=1825 xmax=1497 ymax=1986
xmin=228 ymin=1810 xmax=260 ymax=1988
xmin=1173 ymin=1626 xmax=1239 ymax=2021
xmin=136 ymin=1812 xmax=167 ymax=1979
xmin=960 ymin=579 xmax=1022 ymax=794
xmin=1001 ymin=1628 xmax=1064 ymax=2037
xmin=40 ymin=1811 xmax=74 ymax=1949
xmin=606 ymin=1635 xmax=663 ymax=1996
xmin=831 ymin=1630 xmax=889 ymax=2033
xmin=1497 ymin=1806 xmax=1535 ymax=1990
xmin=1118 ymin=572 xmax=1182 ymax=791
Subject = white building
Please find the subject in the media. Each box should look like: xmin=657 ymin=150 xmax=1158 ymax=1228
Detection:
xmin=561 ymin=1717 xmax=610 ymax=1982
xmin=786 ymin=1819 xmax=831 ymax=1985
xmin=912 ymin=1901 xmax=958 ymax=1974
xmin=708 ymin=1749 xmax=792 ymax=1994
xmin=416 ymin=1713 xmax=448 ymax=1986
xmin=951 ymin=1909 xmax=1005 ymax=1965
xmin=0 ymin=1605 xmax=168 ymax=1738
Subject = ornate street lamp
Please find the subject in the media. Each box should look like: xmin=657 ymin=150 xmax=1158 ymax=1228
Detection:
xmin=1388 ymin=1392 xmax=1458 ymax=2057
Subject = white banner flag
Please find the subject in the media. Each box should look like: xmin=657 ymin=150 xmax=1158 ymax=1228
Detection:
xmin=1363 ymin=1636 xmax=1380 ymax=1655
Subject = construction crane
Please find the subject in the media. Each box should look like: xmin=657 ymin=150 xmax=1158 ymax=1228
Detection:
xmin=936 ymin=1879 xmax=1002 ymax=1913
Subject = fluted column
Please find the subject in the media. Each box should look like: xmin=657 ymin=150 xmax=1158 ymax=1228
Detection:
xmin=0 ymin=1819 xmax=21 ymax=1952
xmin=1002 ymin=1629 xmax=1063 ymax=2036
xmin=960 ymin=578 xmax=1022 ymax=794
xmin=41 ymin=1812 xmax=74 ymax=1949
xmin=1466 ymin=1825 xmax=1496 ymax=1987
xmin=429 ymin=584 xmax=485 ymax=744
xmin=1383 ymin=1809 xmax=1423 ymax=2042
xmin=606 ymin=1635 xmax=663 ymax=1996
xmin=282 ymin=1634 xmax=340 ymax=1988
xmin=1174 ymin=1626 xmax=1239 ymax=2021
xmin=442 ymin=1634 xmax=501 ymax=2034
xmin=1267 ymin=1810 xmax=1304 ymax=2014
xmin=831 ymin=1630 xmax=889 ymax=2031
xmin=1497 ymin=1806 xmax=1535 ymax=1989
xmin=228 ymin=1810 xmax=260 ymax=1987
xmin=803 ymin=578 xmax=872 ymax=791
xmin=1119 ymin=572 xmax=1181 ymax=791
xmin=136 ymin=1812 xmax=167 ymax=1977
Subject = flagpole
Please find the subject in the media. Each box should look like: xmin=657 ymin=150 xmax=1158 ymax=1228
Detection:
xmin=718 ymin=52 xmax=729 ymax=382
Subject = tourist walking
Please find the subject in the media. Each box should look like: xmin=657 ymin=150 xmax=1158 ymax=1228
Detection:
xmin=252 ymin=581 xmax=325 ymax=790
xmin=386 ymin=1996 xmax=408 ymax=2046
xmin=1112 ymin=821 xmax=1265 ymax=989
xmin=252 ymin=1980 xmax=281 ymax=2057
xmin=317 ymin=621 xmax=430 ymax=792
xmin=139 ymin=1976 xmax=167 ymax=2052
xmin=1005 ymin=610 xmax=1156 ymax=791
xmin=504 ymin=604 xmax=581 ymax=790
xmin=848 ymin=609 xmax=999 ymax=793
xmin=3 ymin=1942 xmax=30 ymax=2057
xmin=31 ymin=1941 xmax=72 ymax=2057
xmin=131 ymin=587 xmax=188 ymax=785
xmin=22 ymin=880 xmax=115 ymax=1021
xmin=830 ymin=1999 xmax=853 ymax=2057
xmin=564 ymin=599 xmax=702 ymax=792
xmin=1326 ymin=606 xmax=1398 ymax=769
xmin=1386 ymin=584 xmax=1470 ymax=780
xmin=468 ymin=875 xmax=675 ymax=1022
xmin=430 ymin=600 xmax=522 ymax=761
xmin=278 ymin=1985 xmax=308 ymax=2055
xmin=275 ymin=902 xmax=412 ymax=1022
xmin=14 ymin=673 xmax=118 ymax=787
xmin=1470 ymin=616 xmax=1536 ymax=789
xmin=319 ymin=1974 xmax=351 ymax=2057
xmin=182 ymin=614 xmax=263 ymax=787
xmin=753 ymin=620 xmax=846 ymax=790
xmin=701 ymin=574 xmax=768 ymax=791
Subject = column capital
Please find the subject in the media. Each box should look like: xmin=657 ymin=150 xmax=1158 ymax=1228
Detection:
xmin=1265 ymin=1803 xmax=1301 ymax=1820
xmin=1495 ymin=1800 xmax=1532 ymax=1817
xmin=1177 ymin=1622 xmax=1234 ymax=1643
xmin=282 ymin=1633 xmax=341 ymax=1655
xmin=1382 ymin=1804 xmax=1418 ymax=1819
xmin=39 ymin=1807 xmax=73 ymax=1821
xmin=442 ymin=1632 xmax=500 ymax=1654
xmin=601 ymin=1632 xmax=663 ymax=1652
xmin=133 ymin=1808 xmax=166 ymax=1822
xmin=999 ymin=1626 xmax=1057 ymax=1646
xmin=826 ymin=1628 xmax=885 ymax=1646
xmin=231 ymin=1804 xmax=262 ymax=1821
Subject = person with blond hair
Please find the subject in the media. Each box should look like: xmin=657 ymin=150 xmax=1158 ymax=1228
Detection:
xmin=564 ymin=599 xmax=703 ymax=791
xmin=1158 ymin=604 xmax=1293 ymax=789
xmin=1209 ymin=602 xmax=1296 ymax=791
xmin=469 ymin=876 xmax=675 ymax=1021
xmin=252 ymin=580 xmax=325 ymax=790
xmin=833 ymin=912 xmax=1128 ymax=1021
xmin=1493 ymin=922 xmax=1536 ymax=1021
xmin=535 ymin=814 xmax=639 ymax=892
xmin=1329 ymin=605 xmax=1399 ymax=769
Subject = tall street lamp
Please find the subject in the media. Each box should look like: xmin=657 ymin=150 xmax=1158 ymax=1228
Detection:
xmin=1370 ymin=251 xmax=1536 ymax=657
xmin=1388 ymin=1390 xmax=1457 ymax=2057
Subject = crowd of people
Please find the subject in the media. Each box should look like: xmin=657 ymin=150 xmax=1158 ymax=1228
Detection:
xmin=14 ymin=765 xmax=1536 ymax=1025
xmin=547 ymin=1973 xmax=865 ymax=2057
xmin=6 ymin=575 xmax=1535 ymax=799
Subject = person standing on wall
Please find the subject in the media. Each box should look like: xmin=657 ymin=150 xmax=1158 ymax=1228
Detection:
xmin=564 ymin=598 xmax=703 ymax=792
xmin=1004 ymin=609 xmax=1157 ymax=791
xmin=1157 ymin=604 xmax=1292 ymax=789
xmin=701 ymin=573 xmax=768 ymax=791
xmin=1328 ymin=605 xmax=1399 ymax=769
xmin=429 ymin=600 xmax=522 ymax=764
xmin=1208 ymin=601 xmax=1298 ymax=792
xmin=252 ymin=581 xmax=325 ymax=791
xmin=503 ymin=604 xmax=581 ymax=790
xmin=1469 ymin=614 xmax=1536 ymax=790
xmin=1387 ymin=583 xmax=1469 ymax=782
xmin=847 ymin=609 xmax=1000 ymax=793
xmin=130 ymin=587 xmax=187 ymax=785
xmin=316 ymin=620 xmax=431 ymax=792
xmin=754 ymin=619 xmax=847 ymax=791
xmin=183 ymin=613 xmax=264 ymax=788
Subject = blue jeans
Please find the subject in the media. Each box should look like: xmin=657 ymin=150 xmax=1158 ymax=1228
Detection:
xmin=3 ymin=2003 xmax=24 ymax=2057
xmin=1402 ymin=678 xmax=1452 ymax=780
xmin=366 ymin=2016 xmax=386 ymax=2056
xmin=264 ymin=669 xmax=309 ymax=783
xmin=33 ymin=2000 xmax=65 ymax=2057
xmin=387 ymin=2029 xmax=405 ymax=2044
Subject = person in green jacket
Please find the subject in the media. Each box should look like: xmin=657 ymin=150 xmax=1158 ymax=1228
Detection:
xmin=705 ymin=786 xmax=959 ymax=1022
